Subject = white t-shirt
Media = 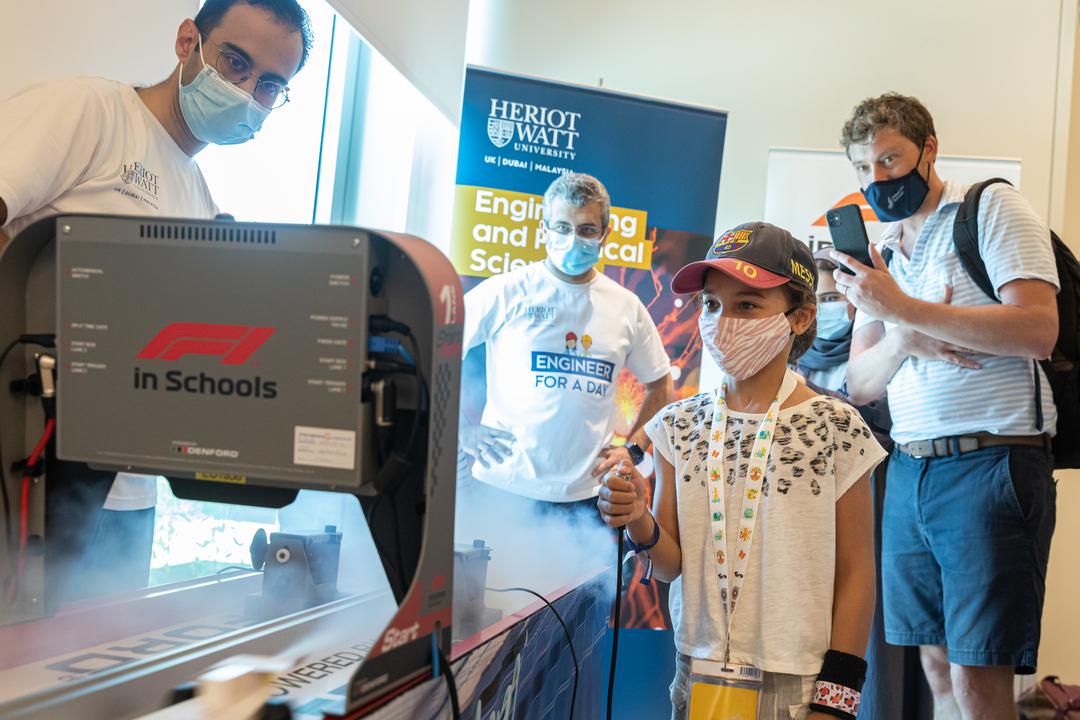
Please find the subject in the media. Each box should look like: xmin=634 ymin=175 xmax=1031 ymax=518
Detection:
xmin=1 ymin=76 xmax=220 ymax=510
xmin=463 ymin=262 xmax=670 ymax=501
xmin=646 ymin=392 xmax=886 ymax=675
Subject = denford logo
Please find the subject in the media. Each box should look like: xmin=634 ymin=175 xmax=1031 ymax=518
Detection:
xmin=173 ymin=443 xmax=240 ymax=459
xmin=138 ymin=322 xmax=276 ymax=365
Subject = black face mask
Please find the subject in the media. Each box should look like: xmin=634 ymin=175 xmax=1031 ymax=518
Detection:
xmin=862 ymin=146 xmax=930 ymax=222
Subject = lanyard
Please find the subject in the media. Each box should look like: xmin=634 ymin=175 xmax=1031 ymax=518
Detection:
xmin=706 ymin=369 xmax=797 ymax=650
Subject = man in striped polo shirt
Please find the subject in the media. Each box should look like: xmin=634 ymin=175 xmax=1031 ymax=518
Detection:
xmin=832 ymin=93 xmax=1058 ymax=720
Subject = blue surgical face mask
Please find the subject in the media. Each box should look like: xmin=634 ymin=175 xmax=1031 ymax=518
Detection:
xmin=178 ymin=37 xmax=270 ymax=145
xmin=547 ymin=231 xmax=602 ymax=277
xmin=862 ymin=147 xmax=930 ymax=222
xmin=816 ymin=300 xmax=853 ymax=340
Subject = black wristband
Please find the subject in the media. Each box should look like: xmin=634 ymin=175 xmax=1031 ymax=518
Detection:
xmin=809 ymin=650 xmax=867 ymax=718
xmin=625 ymin=442 xmax=645 ymax=465
xmin=817 ymin=649 xmax=867 ymax=691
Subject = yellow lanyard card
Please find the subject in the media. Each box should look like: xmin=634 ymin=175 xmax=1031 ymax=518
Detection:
xmin=686 ymin=659 xmax=762 ymax=720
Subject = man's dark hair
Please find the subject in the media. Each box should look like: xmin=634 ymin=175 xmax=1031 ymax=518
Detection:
xmin=195 ymin=0 xmax=313 ymax=72
xmin=840 ymin=92 xmax=936 ymax=156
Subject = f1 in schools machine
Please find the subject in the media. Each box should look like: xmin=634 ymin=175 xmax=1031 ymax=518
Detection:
xmin=0 ymin=214 xmax=467 ymax=719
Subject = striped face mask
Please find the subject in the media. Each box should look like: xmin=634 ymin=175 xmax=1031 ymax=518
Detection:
xmin=699 ymin=310 xmax=794 ymax=380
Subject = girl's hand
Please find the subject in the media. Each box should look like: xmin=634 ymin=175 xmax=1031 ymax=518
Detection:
xmin=596 ymin=460 xmax=647 ymax=528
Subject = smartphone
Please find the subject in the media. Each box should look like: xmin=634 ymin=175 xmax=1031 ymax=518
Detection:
xmin=825 ymin=204 xmax=872 ymax=274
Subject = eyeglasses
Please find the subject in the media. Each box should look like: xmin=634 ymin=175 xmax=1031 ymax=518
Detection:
xmin=545 ymin=221 xmax=605 ymax=242
xmin=200 ymin=35 xmax=290 ymax=109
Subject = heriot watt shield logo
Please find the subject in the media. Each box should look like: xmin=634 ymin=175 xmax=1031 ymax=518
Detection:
xmin=487 ymin=116 xmax=515 ymax=148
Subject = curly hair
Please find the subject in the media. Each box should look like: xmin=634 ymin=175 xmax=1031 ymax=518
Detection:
xmin=840 ymin=92 xmax=936 ymax=155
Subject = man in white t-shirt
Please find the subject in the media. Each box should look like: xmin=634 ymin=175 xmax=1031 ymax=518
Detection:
xmin=0 ymin=0 xmax=313 ymax=599
xmin=460 ymin=173 xmax=674 ymax=509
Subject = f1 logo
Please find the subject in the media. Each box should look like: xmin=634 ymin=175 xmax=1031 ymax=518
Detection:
xmin=138 ymin=323 xmax=276 ymax=365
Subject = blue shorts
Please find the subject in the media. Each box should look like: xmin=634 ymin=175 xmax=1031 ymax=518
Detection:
xmin=881 ymin=445 xmax=1056 ymax=673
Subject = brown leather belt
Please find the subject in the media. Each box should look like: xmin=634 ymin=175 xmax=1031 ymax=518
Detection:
xmin=897 ymin=432 xmax=1050 ymax=458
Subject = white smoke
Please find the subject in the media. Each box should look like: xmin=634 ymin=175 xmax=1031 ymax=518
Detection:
xmin=454 ymin=474 xmax=616 ymax=618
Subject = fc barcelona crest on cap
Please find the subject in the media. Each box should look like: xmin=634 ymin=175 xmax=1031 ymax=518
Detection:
xmin=671 ymin=222 xmax=818 ymax=294
xmin=711 ymin=229 xmax=753 ymax=256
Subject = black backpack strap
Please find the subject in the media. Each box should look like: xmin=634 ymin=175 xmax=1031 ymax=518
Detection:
xmin=953 ymin=178 xmax=1013 ymax=303
xmin=952 ymin=178 xmax=1048 ymax=432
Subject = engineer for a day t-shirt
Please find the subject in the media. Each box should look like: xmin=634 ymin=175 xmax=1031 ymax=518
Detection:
xmin=462 ymin=262 xmax=670 ymax=501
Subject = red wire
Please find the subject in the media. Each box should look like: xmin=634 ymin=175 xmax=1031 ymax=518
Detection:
xmin=4 ymin=418 xmax=55 ymax=606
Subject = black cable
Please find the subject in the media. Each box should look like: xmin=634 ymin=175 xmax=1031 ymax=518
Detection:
xmin=0 ymin=339 xmax=17 ymax=551
xmin=368 ymin=320 xmax=428 ymax=598
xmin=399 ymin=328 xmax=427 ymax=455
xmin=389 ymin=491 xmax=407 ymax=597
xmin=363 ymin=494 xmax=408 ymax=598
xmin=397 ymin=329 xmax=427 ymax=586
xmin=436 ymin=645 xmax=461 ymax=720
xmin=607 ymin=531 xmax=625 ymax=720
xmin=488 ymin=586 xmax=578 ymax=720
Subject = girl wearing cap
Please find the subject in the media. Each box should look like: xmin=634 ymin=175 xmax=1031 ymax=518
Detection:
xmin=598 ymin=222 xmax=885 ymax=719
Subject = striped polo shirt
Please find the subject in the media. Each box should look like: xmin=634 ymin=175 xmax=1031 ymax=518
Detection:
xmin=853 ymin=179 xmax=1059 ymax=444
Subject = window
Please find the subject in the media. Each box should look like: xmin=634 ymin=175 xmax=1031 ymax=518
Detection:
xmin=195 ymin=0 xmax=347 ymax=223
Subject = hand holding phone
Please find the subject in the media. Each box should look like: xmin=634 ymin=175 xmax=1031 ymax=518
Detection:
xmin=826 ymin=204 xmax=872 ymax=274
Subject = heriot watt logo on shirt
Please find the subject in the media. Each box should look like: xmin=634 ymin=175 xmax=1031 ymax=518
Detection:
xmin=524 ymin=305 xmax=555 ymax=324
xmin=115 ymin=161 xmax=161 ymax=211
xmin=120 ymin=162 xmax=160 ymax=197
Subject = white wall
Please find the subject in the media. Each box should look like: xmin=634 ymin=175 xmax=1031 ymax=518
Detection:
xmin=326 ymin=0 xmax=469 ymax=122
xmin=471 ymin=0 xmax=1070 ymax=233
xmin=0 ymin=0 xmax=195 ymax=101
xmin=470 ymin=0 xmax=1080 ymax=681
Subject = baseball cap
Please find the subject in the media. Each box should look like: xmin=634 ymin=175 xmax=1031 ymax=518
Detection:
xmin=670 ymin=222 xmax=818 ymax=294
xmin=812 ymin=244 xmax=835 ymax=263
